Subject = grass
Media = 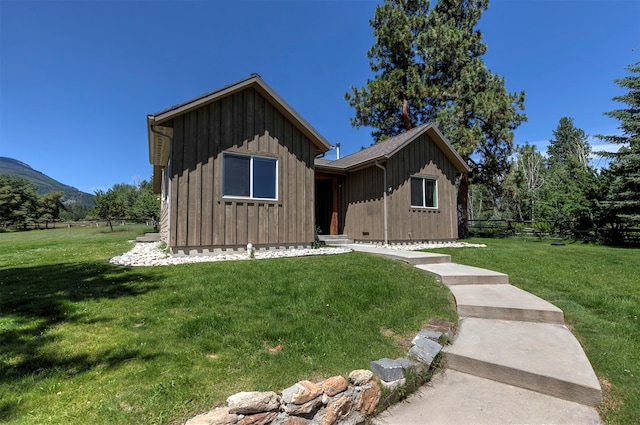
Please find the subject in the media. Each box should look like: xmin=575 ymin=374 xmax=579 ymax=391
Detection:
xmin=0 ymin=226 xmax=456 ymax=425
xmin=427 ymin=238 xmax=640 ymax=425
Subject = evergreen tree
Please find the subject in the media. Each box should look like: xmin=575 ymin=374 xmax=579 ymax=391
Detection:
xmin=540 ymin=117 xmax=597 ymax=234
xmin=345 ymin=0 xmax=526 ymax=237
xmin=0 ymin=174 xmax=38 ymax=228
xmin=596 ymin=62 xmax=640 ymax=230
xmin=36 ymin=191 xmax=65 ymax=229
xmin=547 ymin=117 xmax=591 ymax=169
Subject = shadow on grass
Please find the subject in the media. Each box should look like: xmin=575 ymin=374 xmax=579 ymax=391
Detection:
xmin=0 ymin=261 xmax=163 ymax=420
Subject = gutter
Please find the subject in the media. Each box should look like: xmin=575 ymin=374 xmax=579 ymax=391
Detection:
xmin=375 ymin=161 xmax=389 ymax=246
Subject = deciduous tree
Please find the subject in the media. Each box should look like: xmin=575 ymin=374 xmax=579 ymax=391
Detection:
xmin=93 ymin=189 xmax=125 ymax=231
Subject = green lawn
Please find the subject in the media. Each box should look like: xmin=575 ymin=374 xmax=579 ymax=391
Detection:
xmin=0 ymin=226 xmax=456 ymax=425
xmin=428 ymin=238 xmax=640 ymax=425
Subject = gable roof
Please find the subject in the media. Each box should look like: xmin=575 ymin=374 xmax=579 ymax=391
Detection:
xmin=315 ymin=123 xmax=470 ymax=173
xmin=147 ymin=74 xmax=332 ymax=167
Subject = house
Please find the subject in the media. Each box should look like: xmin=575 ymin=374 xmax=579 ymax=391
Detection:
xmin=315 ymin=123 xmax=470 ymax=244
xmin=147 ymin=74 xmax=470 ymax=254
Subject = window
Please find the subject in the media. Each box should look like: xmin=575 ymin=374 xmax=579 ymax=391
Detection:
xmin=410 ymin=176 xmax=437 ymax=208
xmin=223 ymin=153 xmax=277 ymax=199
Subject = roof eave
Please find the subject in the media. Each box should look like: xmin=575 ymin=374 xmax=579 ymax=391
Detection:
xmin=147 ymin=75 xmax=332 ymax=155
xmin=423 ymin=125 xmax=471 ymax=173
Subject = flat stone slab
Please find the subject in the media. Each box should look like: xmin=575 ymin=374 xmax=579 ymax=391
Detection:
xmin=370 ymin=358 xmax=408 ymax=382
xmin=445 ymin=318 xmax=602 ymax=406
xmin=348 ymin=245 xmax=451 ymax=265
xmin=371 ymin=370 xmax=603 ymax=425
xmin=448 ymin=283 xmax=565 ymax=324
xmin=416 ymin=263 xmax=509 ymax=285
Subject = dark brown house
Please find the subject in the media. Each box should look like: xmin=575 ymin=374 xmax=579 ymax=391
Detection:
xmin=147 ymin=75 xmax=469 ymax=253
xmin=147 ymin=74 xmax=332 ymax=254
xmin=315 ymin=124 xmax=470 ymax=244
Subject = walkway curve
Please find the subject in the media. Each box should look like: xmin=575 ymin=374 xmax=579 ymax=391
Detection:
xmin=345 ymin=244 xmax=604 ymax=425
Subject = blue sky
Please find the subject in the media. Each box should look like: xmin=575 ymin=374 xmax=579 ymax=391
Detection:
xmin=1 ymin=0 xmax=638 ymax=193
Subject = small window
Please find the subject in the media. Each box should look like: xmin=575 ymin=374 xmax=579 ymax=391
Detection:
xmin=223 ymin=153 xmax=277 ymax=200
xmin=410 ymin=176 xmax=437 ymax=208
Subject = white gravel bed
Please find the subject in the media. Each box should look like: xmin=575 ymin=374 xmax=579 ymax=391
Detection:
xmin=110 ymin=241 xmax=351 ymax=267
xmin=110 ymin=240 xmax=486 ymax=267
xmin=357 ymin=241 xmax=487 ymax=250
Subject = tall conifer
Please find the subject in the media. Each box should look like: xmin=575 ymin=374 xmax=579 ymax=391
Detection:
xmin=597 ymin=62 xmax=640 ymax=229
xmin=346 ymin=0 xmax=526 ymax=237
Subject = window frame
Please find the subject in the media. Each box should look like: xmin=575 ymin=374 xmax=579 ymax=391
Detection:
xmin=410 ymin=175 xmax=438 ymax=209
xmin=222 ymin=152 xmax=278 ymax=201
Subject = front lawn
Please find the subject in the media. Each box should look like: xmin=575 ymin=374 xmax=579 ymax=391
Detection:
xmin=0 ymin=226 xmax=456 ymax=424
xmin=428 ymin=238 xmax=640 ymax=425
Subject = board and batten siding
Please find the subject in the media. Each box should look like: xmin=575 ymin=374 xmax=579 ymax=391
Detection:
xmin=343 ymin=133 xmax=459 ymax=242
xmin=166 ymin=88 xmax=316 ymax=252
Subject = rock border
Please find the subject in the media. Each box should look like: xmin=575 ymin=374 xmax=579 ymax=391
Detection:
xmin=184 ymin=319 xmax=454 ymax=425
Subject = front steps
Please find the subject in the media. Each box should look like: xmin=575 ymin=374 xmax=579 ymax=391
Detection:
xmin=316 ymin=234 xmax=353 ymax=246
xmin=446 ymin=283 xmax=565 ymax=324
xmin=445 ymin=318 xmax=602 ymax=406
xmin=421 ymin=262 xmax=602 ymax=408
xmin=417 ymin=263 xmax=509 ymax=285
xmin=374 ymin=369 xmax=603 ymax=425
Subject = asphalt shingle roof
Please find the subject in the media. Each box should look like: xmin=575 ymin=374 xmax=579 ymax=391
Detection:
xmin=316 ymin=123 xmax=435 ymax=170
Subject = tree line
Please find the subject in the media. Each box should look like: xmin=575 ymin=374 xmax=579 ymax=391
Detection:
xmin=0 ymin=176 xmax=160 ymax=231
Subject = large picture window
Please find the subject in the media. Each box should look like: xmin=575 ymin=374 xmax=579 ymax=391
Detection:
xmin=223 ymin=153 xmax=277 ymax=200
xmin=410 ymin=176 xmax=437 ymax=208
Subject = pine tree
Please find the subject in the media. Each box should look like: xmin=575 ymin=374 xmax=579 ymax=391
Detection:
xmin=597 ymin=62 xmax=640 ymax=230
xmin=540 ymin=117 xmax=598 ymax=234
xmin=345 ymin=0 xmax=526 ymax=237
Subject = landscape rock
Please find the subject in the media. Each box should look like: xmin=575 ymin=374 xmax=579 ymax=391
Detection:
xmin=415 ymin=328 xmax=442 ymax=342
xmin=323 ymin=395 xmax=353 ymax=425
xmin=321 ymin=376 xmax=348 ymax=397
xmin=423 ymin=318 xmax=455 ymax=341
xmin=356 ymin=381 xmax=380 ymax=415
xmin=378 ymin=378 xmax=406 ymax=391
xmin=236 ymin=411 xmax=278 ymax=425
xmin=185 ymin=407 xmax=238 ymax=425
xmin=322 ymin=388 xmax=353 ymax=406
xmin=335 ymin=412 xmax=365 ymax=425
xmin=282 ymin=380 xmax=324 ymax=405
xmin=348 ymin=370 xmax=373 ymax=386
xmin=370 ymin=358 xmax=406 ymax=382
xmin=280 ymin=416 xmax=308 ymax=425
xmin=408 ymin=336 xmax=442 ymax=365
xmin=227 ymin=391 xmax=280 ymax=414
xmin=282 ymin=396 xmax=323 ymax=415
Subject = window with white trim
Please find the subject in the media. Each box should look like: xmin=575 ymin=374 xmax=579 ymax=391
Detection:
xmin=410 ymin=176 xmax=437 ymax=208
xmin=222 ymin=153 xmax=277 ymax=200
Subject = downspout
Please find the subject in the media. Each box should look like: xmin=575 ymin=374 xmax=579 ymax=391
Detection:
xmin=375 ymin=161 xmax=388 ymax=246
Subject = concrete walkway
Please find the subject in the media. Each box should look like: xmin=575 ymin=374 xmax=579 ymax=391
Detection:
xmin=347 ymin=244 xmax=604 ymax=425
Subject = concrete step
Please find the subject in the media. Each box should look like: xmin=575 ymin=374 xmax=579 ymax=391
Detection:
xmin=372 ymin=369 xmax=603 ymax=425
xmin=445 ymin=318 xmax=602 ymax=406
xmin=317 ymin=235 xmax=354 ymax=246
xmin=416 ymin=263 xmax=509 ymax=285
xmin=348 ymin=244 xmax=451 ymax=265
xmin=135 ymin=233 xmax=161 ymax=242
xmin=448 ymin=283 xmax=565 ymax=324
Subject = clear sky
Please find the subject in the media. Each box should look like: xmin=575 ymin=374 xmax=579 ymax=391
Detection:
xmin=1 ymin=0 xmax=638 ymax=194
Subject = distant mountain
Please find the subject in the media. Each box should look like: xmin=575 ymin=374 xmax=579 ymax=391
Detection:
xmin=0 ymin=157 xmax=95 ymax=206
